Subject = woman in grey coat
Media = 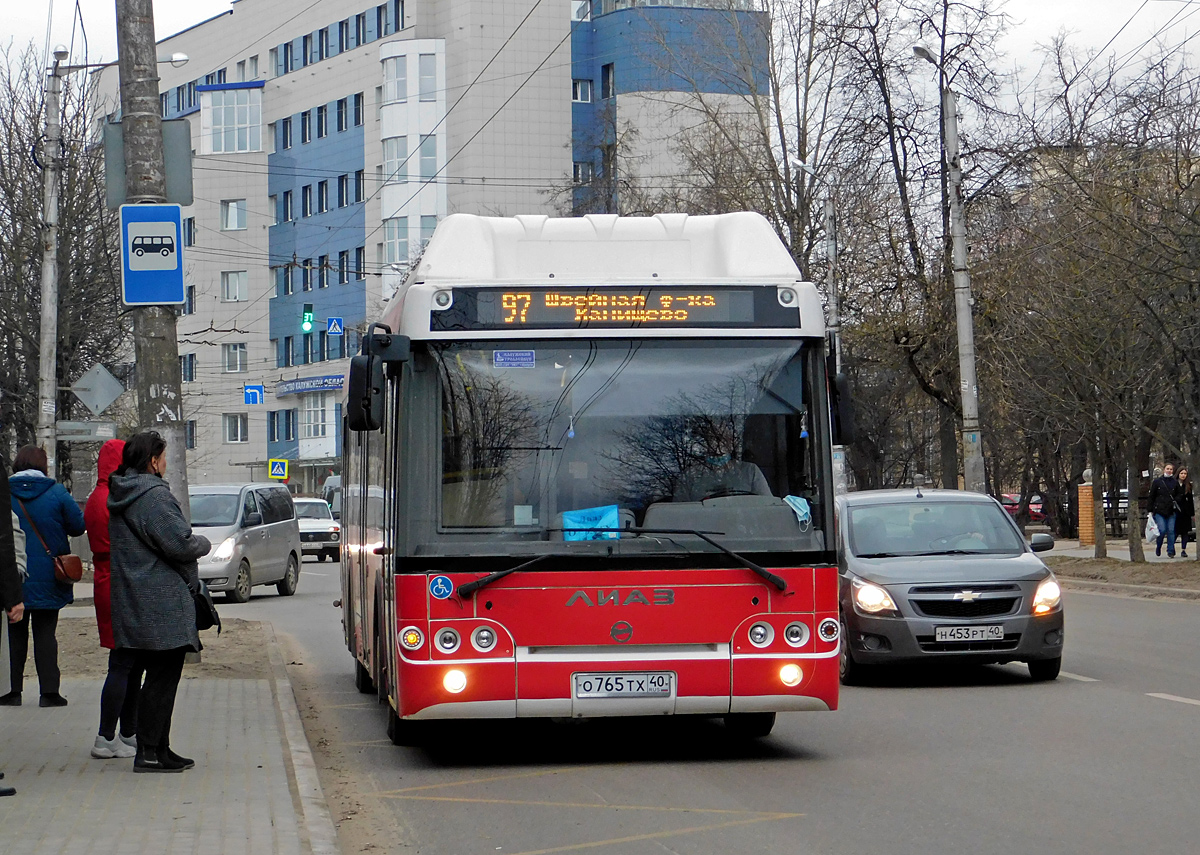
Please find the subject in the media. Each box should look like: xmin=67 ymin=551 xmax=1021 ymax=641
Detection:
xmin=108 ymin=432 xmax=210 ymax=773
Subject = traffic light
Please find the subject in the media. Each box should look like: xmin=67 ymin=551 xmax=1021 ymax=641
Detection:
xmin=301 ymin=303 xmax=314 ymax=333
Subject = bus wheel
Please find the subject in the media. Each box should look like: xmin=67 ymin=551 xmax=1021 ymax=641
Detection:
xmin=354 ymin=659 xmax=375 ymax=693
xmin=386 ymin=704 xmax=425 ymax=746
xmin=723 ymin=712 xmax=776 ymax=739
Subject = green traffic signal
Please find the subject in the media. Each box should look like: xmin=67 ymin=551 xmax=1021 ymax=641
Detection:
xmin=301 ymin=302 xmax=314 ymax=332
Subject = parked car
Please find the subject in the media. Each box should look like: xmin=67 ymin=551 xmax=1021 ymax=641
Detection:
xmin=295 ymin=497 xmax=341 ymax=562
xmin=834 ymin=489 xmax=1064 ymax=684
xmin=999 ymin=493 xmax=1046 ymax=523
xmin=189 ymin=484 xmax=302 ymax=603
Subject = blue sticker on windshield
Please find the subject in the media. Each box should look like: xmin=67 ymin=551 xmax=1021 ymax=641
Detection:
xmin=429 ymin=575 xmax=454 ymax=599
xmin=562 ymin=505 xmax=621 ymax=541
xmin=494 ymin=350 xmax=536 ymax=368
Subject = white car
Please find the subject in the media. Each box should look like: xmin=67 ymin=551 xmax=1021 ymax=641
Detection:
xmin=295 ymin=498 xmax=341 ymax=562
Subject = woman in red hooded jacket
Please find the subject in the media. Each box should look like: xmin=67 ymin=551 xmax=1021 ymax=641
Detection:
xmin=84 ymin=439 xmax=142 ymax=759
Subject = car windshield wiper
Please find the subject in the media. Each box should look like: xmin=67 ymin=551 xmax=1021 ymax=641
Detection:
xmin=456 ymin=553 xmax=555 ymax=598
xmin=555 ymin=526 xmax=789 ymax=592
xmin=855 ymin=552 xmax=902 ymax=558
xmin=909 ymin=549 xmax=983 ymax=556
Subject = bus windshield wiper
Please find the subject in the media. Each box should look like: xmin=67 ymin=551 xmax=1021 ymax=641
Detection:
xmin=556 ymin=527 xmax=789 ymax=592
xmin=456 ymin=553 xmax=555 ymax=598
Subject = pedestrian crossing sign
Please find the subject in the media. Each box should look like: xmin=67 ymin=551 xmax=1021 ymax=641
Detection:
xmin=268 ymin=459 xmax=289 ymax=480
xmin=327 ymin=317 xmax=344 ymax=335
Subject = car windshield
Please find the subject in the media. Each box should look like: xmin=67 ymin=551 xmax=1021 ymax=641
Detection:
xmin=295 ymin=501 xmax=332 ymax=520
xmin=189 ymin=492 xmax=240 ymax=526
xmin=848 ymin=500 xmax=1025 ymax=557
xmin=432 ymin=339 xmax=825 ymax=553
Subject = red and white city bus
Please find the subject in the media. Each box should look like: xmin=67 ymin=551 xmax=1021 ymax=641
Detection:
xmin=340 ymin=212 xmax=846 ymax=743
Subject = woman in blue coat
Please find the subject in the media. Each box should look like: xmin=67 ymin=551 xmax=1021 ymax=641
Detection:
xmin=0 ymin=445 xmax=86 ymax=707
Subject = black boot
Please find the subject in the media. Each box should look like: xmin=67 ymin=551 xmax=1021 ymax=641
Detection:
xmin=133 ymin=744 xmax=183 ymax=773
xmin=161 ymin=746 xmax=195 ymax=770
xmin=0 ymin=692 xmax=21 ymax=706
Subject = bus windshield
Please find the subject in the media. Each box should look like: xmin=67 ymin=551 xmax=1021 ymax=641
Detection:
xmin=432 ymin=339 xmax=824 ymax=553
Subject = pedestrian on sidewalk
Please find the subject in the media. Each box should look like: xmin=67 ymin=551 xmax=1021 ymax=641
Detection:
xmin=1176 ymin=467 xmax=1195 ymax=559
xmin=108 ymin=432 xmax=210 ymax=773
xmin=85 ymin=438 xmax=142 ymax=760
xmin=1 ymin=454 xmax=25 ymax=797
xmin=2 ymin=445 xmax=86 ymax=707
xmin=1148 ymin=463 xmax=1180 ymax=558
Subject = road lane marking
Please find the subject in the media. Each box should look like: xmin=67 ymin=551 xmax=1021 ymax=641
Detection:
xmin=301 ymin=571 xmax=327 ymax=577
xmin=1147 ymin=692 xmax=1200 ymax=707
xmin=373 ymin=766 xmax=588 ymax=796
xmin=505 ymin=814 xmax=803 ymax=855
xmin=1060 ymin=671 xmax=1099 ymax=682
xmin=380 ymin=794 xmax=797 ymax=816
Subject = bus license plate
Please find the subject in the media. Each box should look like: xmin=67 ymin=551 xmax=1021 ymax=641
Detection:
xmin=935 ymin=625 xmax=1004 ymax=642
xmin=573 ymin=672 xmax=673 ymax=699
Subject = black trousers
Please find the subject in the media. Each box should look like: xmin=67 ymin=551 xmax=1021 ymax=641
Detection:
xmin=98 ymin=649 xmax=143 ymax=740
xmin=134 ymin=647 xmax=187 ymax=751
xmin=6 ymin=608 xmax=60 ymax=695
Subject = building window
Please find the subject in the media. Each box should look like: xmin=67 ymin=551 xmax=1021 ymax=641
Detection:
xmin=223 ymin=343 xmax=248 ymax=372
xmin=355 ymin=246 xmax=365 ymax=279
xmin=318 ymin=330 xmax=329 ymax=361
xmin=220 ymin=199 xmax=247 ymax=230
xmin=185 ymin=420 xmax=197 ymax=449
xmin=182 ymin=217 xmax=196 ymax=246
xmin=277 ymin=266 xmax=293 ymax=297
xmin=572 ymin=79 xmax=592 ymax=102
xmin=318 ymin=255 xmax=329 ymax=288
xmin=281 ymin=336 xmax=294 ymax=367
xmin=201 ymin=88 xmax=262 ymax=154
xmin=355 ymin=13 xmax=367 ymax=46
xmin=248 ymin=55 xmax=258 ymax=78
xmin=302 ymin=333 xmax=314 ymax=365
xmin=354 ymin=169 xmax=365 ymax=202
xmin=281 ymin=190 xmax=293 ymax=221
xmin=573 ymin=161 xmax=594 ymax=184
xmin=353 ymin=92 xmax=364 ymax=126
xmin=316 ymin=105 xmax=327 ymax=138
xmin=270 ymin=46 xmax=280 ymax=76
xmin=304 ymin=392 xmax=329 ymax=438
xmin=317 ymin=181 xmax=328 ymax=213
xmin=337 ymin=174 xmax=349 ymax=207
xmin=384 ymin=217 xmax=408 ymax=265
xmin=223 ymin=413 xmax=249 ymax=444
xmin=601 ymin=63 xmax=615 ymax=99
xmin=571 ymin=0 xmax=591 ymax=22
xmin=281 ymin=116 xmax=292 ymax=149
xmin=179 ymin=353 xmax=196 ymax=383
xmin=419 ymin=54 xmax=436 ymax=101
xmin=318 ymin=28 xmax=329 ymax=61
xmin=338 ymin=250 xmax=349 ymax=284
xmin=419 ymin=134 xmax=436 ymax=180
xmin=336 ymin=97 xmax=348 ymax=131
xmin=160 ymin=93 xmax=169 ymax=117
xmin=383 ymin=58 xmax=406 ymax=104
xmin=302 ymin=34 xmax=312 ymax=67
xmin=338 ymin=20 xmax=350 ymax=53
xmin=395 ymin=0 xmax=405 ymax=30
xmin=300 ymin=110 xmax=311 ymax=144
xmin=383 ymin=136 xmax=407 ymax=184
xmin=222 ymin=270 xmax=248 ymax=302
xmin=236 ymin=60 xmax=246 ymax=81
xmin=284 ymin=409 xmax=297 ymax=441
xmin=302 ymin=259 xmax=313 ymax=291
xmin=421 ymin=215 xmax=438 ymax=245
xmin=302 ymin=185 xmax=313 ymax=217
xmin=377 ymin=3 xmax=392 ymax=37
xmin=267 ymin=411 xmax=278 ymax=442
xmin=267 ymin=194 xmax=278 ymax=225
xmin=187 ymin=81 xmax=197 ymax=108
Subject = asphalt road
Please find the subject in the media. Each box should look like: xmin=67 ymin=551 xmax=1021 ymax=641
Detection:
xmin=235 ymin=562 xmax=1200 ymax=855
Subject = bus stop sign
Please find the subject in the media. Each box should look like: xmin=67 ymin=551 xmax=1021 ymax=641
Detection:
xmin=120 ymin=204 xmax=185 ymax=306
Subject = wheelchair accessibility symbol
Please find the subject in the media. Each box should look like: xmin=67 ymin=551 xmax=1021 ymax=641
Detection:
xmin=429 ymin=575 xmax=454 ymax=600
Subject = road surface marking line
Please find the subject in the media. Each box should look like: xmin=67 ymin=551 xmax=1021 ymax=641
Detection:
xmin=323 ymin=701 xmax=377 ymax=709
xmin=374 ymin=766 xmax=588 ymax=796
xmin=505 ymin=814 xmax=804 ymax=855
xmin=380 ymin=794 xmax=796 ymax=816
xmin=1060 ymin=671 xmax=1099 ymax=682
xmin=1147 ymin=692 xmax=1200 ymax=706
xmin=300 ymin=571 xmax=327 ymax=577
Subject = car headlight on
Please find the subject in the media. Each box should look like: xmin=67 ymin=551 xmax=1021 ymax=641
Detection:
xmin=211 ymin=537 xmax=236 ymax=562
xmin=852 ymin=578 xmax=899 ymax=615
xmin=1032 ymin=575 xmax=1062 ymax=615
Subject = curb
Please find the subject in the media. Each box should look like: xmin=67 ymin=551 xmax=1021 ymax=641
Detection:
xmin=266 ymin=626 xmax=341 ymax=855
xmin=1061 ymin=577 xmax=1200 ymax=600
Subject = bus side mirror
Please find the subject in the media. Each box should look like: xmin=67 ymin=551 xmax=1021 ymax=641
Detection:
xmin=831 ymin=372 xmax=856 ymax=445
xmin=347 ymin=355 xmax=383 ymax=431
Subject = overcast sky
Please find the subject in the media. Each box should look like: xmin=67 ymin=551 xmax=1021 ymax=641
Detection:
xmin=3 ymin=0 xmax=1197 ymax=79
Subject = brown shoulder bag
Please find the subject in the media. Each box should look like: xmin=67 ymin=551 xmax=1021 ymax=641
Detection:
xmin=16 ymin=499 xmax=83 ymax=584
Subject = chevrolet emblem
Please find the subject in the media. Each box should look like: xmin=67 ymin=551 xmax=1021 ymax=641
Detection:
xmin=953 ymin=590 xmax=981 ymax=603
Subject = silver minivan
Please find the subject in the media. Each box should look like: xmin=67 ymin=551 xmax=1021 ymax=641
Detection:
xmin=189 ymin=484 xmax=303 ymax=602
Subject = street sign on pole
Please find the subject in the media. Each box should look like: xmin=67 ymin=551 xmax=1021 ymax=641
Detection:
xmin=56 ymin=421 xmax=117 ymax=442
xmin=327 ymin=317 xmax=344 ymax=335
xmin=269 ymin=459 xmax=289 ymax=480
xmin=120 ymin=203 xmax=185 ymax=305
xmin=71 ymin=364 xmax=125 ymax=417
xmin=244 ymin=384 xmax=265 ymax=405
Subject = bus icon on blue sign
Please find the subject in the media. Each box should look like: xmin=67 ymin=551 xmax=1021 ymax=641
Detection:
xmin=429 ymin=575 xmax=454 ymax=599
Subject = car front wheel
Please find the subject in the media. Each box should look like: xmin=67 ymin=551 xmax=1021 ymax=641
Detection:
xmin=1028 ymin=657 xmax=1061 ymax=682
xmin=276 ymin=555 xmax=299 ymax=596
xmin=227 ymin=561 xmax=252 ymax=603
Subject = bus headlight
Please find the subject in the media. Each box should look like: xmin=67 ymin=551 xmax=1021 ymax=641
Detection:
xmin=1033 ymin=576 xmax=1062 ymax=615
xmin=443 ymin=669 xmax=467 ymax=694
xmin=748 ymin=622 xmax=773 ymax=648
xmin=472 ymin=627 xmax=497 ymax=651
xmin=435 ymin=628 xmax=461 ymax=653
xmin=779 ymin=664 xmax=803 ymax=686
xmin=400 ymin=627 xmax=424 ymax=650
xmin=783 ymin=622 xmax=810 ymax=647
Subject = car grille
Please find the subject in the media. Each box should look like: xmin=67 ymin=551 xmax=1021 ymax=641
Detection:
xmin=916 ymin=633 xmax=1021 ymax=652
xmin=301 ymin=532 xmax=324 ymax=542
xmin=912 ymin=598 xmax=1020 ymax=618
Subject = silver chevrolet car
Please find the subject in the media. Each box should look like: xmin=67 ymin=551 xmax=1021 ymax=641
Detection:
xmin=189 ymin=484 xmax=302 ymax=603
xmin=835 ymin=489 xmax=1064 ymax=684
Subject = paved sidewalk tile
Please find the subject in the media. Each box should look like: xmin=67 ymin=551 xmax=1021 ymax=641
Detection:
xmin=0 ymin=677 xmax=303 ymax=855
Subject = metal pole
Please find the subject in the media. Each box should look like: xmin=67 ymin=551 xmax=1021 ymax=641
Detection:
xmin=941 ymin=85 xmax=985 ymax=494
xmin=824 ymin=196 xmax=840 ymax=374
xmin=115 ymin=0 xmax=190 ymax=516
xmin=36 ymin=53 xmax=66 ymax=478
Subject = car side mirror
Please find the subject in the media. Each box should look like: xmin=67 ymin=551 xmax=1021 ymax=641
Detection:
xmin=243 ymin=511 xmax=263 ymax=528
xmin=1030 ymin=532 xmax=1054 ymax=552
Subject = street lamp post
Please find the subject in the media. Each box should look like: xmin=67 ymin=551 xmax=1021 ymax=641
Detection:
xmin=914 ymin=45 xmax=986 ymax=494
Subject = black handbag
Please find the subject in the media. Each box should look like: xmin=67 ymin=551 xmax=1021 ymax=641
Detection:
xmin=194 ymin=580 xmax=221 ymax=634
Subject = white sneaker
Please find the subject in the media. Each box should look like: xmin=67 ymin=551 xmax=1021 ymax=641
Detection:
xmin=119 ymin=733 xmax=137 ymax=749
xmin=91 ymin=734 xmax=136 ymax=759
